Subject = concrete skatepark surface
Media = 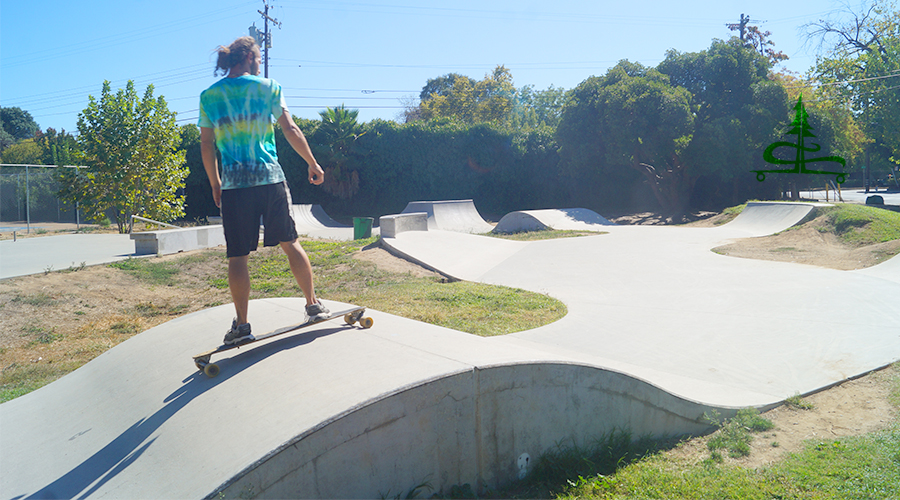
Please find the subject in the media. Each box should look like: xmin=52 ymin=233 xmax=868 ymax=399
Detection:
xmin=2 ymin=201 xmax=899 ymax=498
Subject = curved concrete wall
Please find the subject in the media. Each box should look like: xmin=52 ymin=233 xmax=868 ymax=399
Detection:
xmin=214 ymin=363 xmax=723 ymax=499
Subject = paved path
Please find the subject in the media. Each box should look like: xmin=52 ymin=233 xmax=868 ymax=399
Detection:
xmin=0 ymin=233 xmax=137 ymax=279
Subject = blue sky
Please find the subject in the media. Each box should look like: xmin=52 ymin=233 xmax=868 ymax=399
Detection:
xmin=1 ymin=0 xmax=851 ymax=134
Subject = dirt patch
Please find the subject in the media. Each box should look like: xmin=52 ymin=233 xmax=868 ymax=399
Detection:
xmin=708 ymin=215 xmax=900 ymax=270
xmin=668 ymin=365 xmax=898 ymax=469
xmin=354 ymin=245 xmax=443 ymax=279
xmin=0 ymin=249 xmax=231 ymax=371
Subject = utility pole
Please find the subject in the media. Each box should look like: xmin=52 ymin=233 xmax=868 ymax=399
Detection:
xmin=255 ymin=0 xmax=281 ymax=78
xmin=726 ymin=13 xmax=752 ymax=41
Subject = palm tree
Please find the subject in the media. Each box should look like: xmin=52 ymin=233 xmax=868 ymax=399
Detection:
xmin=317 ymin=105 xmax=365 ymax=199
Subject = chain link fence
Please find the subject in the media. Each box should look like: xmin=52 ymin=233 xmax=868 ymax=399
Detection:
xmin=0 ymin=165 xmax=83 ymax=228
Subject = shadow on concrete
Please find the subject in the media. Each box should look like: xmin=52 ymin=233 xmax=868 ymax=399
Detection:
xmin=15 ymin=324 xmax=350 ymax=500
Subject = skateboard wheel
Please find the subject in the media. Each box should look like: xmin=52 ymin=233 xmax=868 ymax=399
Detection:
xmin=204 ymin=363 xmax=220 ymax=378
xmin=344 ymin=313 xmax=357 ymax=325
xmin=359 ymin=317 xmax=374 ymax=329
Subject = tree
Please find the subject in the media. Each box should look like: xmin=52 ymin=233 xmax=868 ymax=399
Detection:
xmin=419 ymin=65 xmax=518 ymax=124
xmin=315 ymin=105 xmax=365 ymax=199
xmin=36 ymin=128 xmax=79 ymax=166
xmin=510 ymin=85 xmax=569 ymax=130
xmin=744 ymin=26 xmax=790 ymax=66
xmin=0 ymin=124 xmax=16 ymax=151
xmin=806 ymin=1 xmax=900 ymax=175
xmin=61 ymin=80 xmax=187 ymax=233
xmin=557 ymin=62 xmax=695 ymax=218
xmin=0 ymin=139 xmax=42 ymax=165
xmin=658 ymin=38 xmax=789 ymax=206
xmin=0 ymin=107 xmax=40 ymax=142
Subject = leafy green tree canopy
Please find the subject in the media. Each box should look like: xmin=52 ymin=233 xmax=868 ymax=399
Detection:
xmin=806 ymin=1 xmax=900 ymax=161
xmin=419 ymin=65 xmax=518 ymax=124
xmin=62 ymin=80 xmax=187 ymax=232
xmin=0 ymin=107 xmax=40 ymax=142
xmin=36 ymin=128 xmax=79 ymax=166
xmin=558 ymin=61 xmax=695 ymax=217
xmin=0 ymin=139 xmax=42 ymax=165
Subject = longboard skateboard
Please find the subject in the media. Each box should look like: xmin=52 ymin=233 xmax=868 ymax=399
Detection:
xmin=193 ymin=305 xmax=372 ymax=378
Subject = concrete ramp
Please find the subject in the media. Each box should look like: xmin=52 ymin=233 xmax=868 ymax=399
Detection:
xmin=0 ymin=298 xmax=728 ymax=499
xmin=289 ymin=204 xmax=377 ymax=240
xmin=401 ymin=200 xmax=494 ymax=233
xmin=493 ymin=208 xmax=615 ymax=233
xmin=291 ymin=204 xmax=344 ymax=230
xmin=723 ymin=201 xmax=826 ymax=237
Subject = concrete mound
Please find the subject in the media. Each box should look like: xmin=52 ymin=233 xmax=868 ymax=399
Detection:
xmin=492 ymin=208 xmax=615 ymax=233
xmin=400 ymin=200 xmax=494 ymax=233
xmin=0 ymin=298 xmax=725 ymax=499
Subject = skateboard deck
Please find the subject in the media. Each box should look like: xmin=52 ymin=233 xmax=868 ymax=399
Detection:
xmin=193 ymin=305 xmax=372 ymax=377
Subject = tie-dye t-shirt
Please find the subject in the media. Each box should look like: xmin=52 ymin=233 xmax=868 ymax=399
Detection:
xmin=198 ymin=75 xmax=287 ymax=190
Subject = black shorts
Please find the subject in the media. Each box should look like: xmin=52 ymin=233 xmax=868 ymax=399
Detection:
xmin=221 ymin=181 xmax=298 ymax=258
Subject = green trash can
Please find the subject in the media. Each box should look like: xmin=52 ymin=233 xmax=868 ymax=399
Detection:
xmin=353 ymin=217 xmax=374 ymax=240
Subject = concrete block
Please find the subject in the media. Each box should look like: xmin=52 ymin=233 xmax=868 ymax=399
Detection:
xmin=379 ymin=213 xmax=428 ymax=238
xmin=130 ymin=225 xmax=226 ymax=255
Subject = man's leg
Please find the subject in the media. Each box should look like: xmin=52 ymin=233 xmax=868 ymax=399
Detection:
xmin=280 ymin=239 xmax=317 ymax=306
xmin=228 ymin=255 xmax=251 ymax=324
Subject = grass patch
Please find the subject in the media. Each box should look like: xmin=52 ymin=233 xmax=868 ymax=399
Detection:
xmin=205 ymin=237 xmax=566 ymax=337
xmin=0 ymin=361 xmax=83 ymax=403
xmin=11 ymin=292 xmax=57 ymax=307
xmin=502 ymin=431 xmax=676 ymax=499
xmin=826 ymin=204 xmax=900 ymax=246
xmin=108 ymin=258 xmax=181 ymax=285
xmin=785 ymin=393 xmax=815 ymax=410
xmin=704 ymin=408 xmax=775 ymax=460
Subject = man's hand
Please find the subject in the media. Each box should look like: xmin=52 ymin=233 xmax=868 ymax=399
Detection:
xmin=211 ymin=184 xmax=222 ymax=208
xmin=200 ymin=127 xmax=223 ymax=207
xmin=278 ymin=109 xmax=326 ymax=187
xmin=308 ymin=162 xmax=325 ymax=185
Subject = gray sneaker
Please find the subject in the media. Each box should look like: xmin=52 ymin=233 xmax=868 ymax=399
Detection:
xmin=223 ymin=320 xmax=254 ymax=345
xmin=306 ymin=300 xmax=330 ymax=322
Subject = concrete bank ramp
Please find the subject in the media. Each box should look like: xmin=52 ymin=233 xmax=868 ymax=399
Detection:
xmin=0 ymin=299 xmax=734 ymax=499
xmin=724 ymin=201 xmax=827 ymax=237
xmin=289 ymin=204 xmax=377 ymax=240
xmin=492 ymin=208 xmax=615 ymax=233
xmin=401 ymin=200 xmax=494 ymax=233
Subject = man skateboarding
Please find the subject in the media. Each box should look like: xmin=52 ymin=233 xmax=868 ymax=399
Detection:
xmin=199 ymin=36 xmax=328 ymax=345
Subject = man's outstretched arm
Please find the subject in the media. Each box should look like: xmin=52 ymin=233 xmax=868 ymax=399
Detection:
xmin=277 ymin=110 xmax=325 ymax=185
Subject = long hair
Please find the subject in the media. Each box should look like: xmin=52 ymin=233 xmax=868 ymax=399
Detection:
xmin=214 ymin=36 xmax=258 ymax=76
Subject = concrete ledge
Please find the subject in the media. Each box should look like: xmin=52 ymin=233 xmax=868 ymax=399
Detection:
xmin=130 ymin=225 xmax=225 ymax=255
xmin=379 ymin=212 xmax=428 ymax=238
